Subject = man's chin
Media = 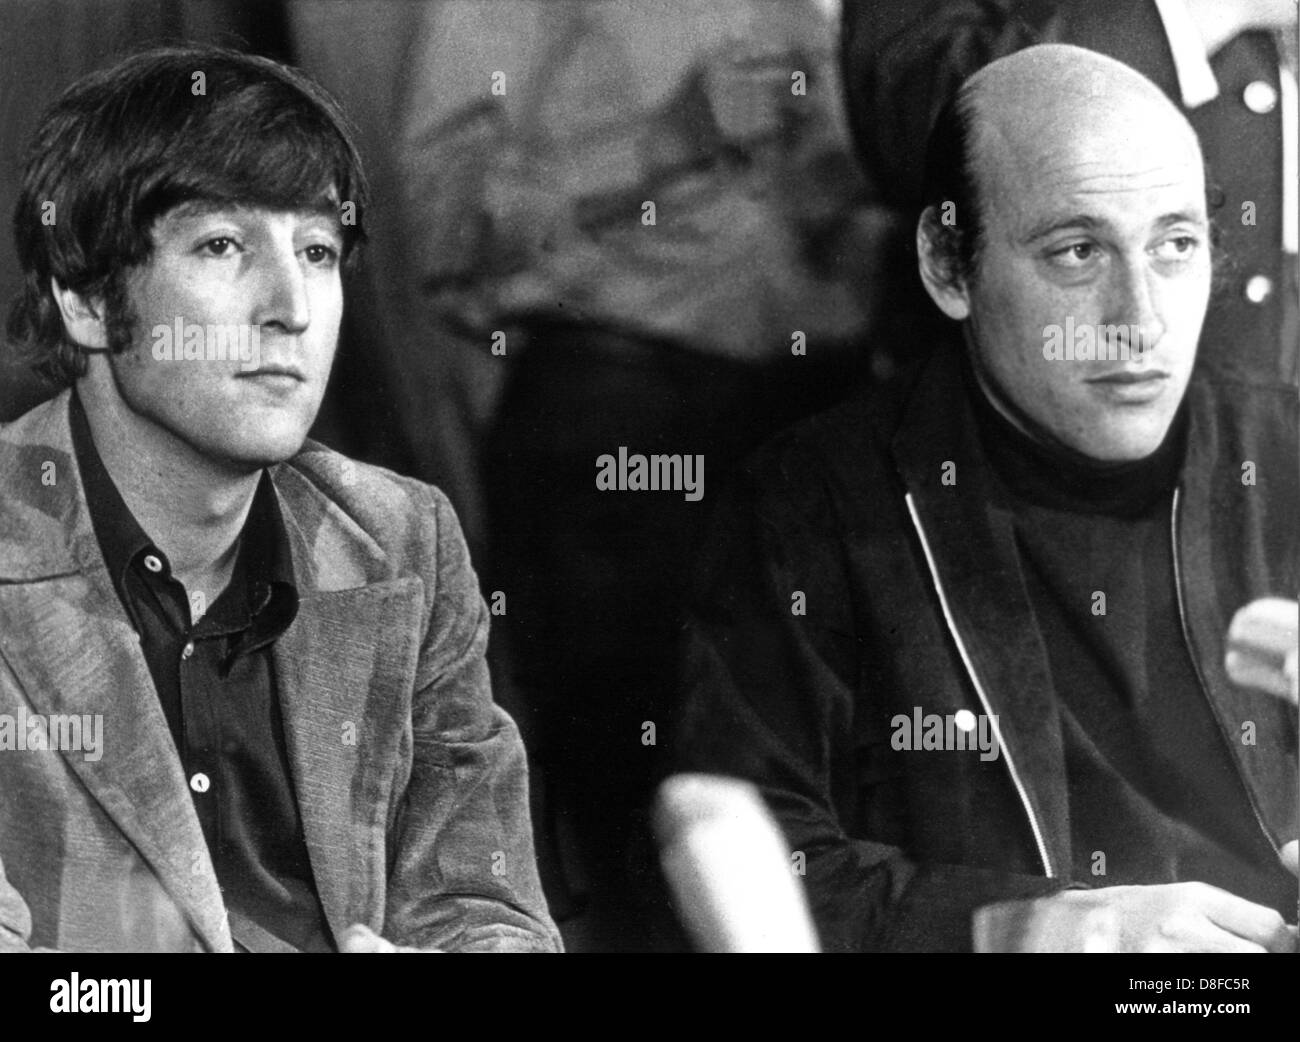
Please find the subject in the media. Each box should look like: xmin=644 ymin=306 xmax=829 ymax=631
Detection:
xmin=205 ymin=433 xmax=310 ymax=473
xmin=1065 ymin=420 xmax=1175 ymax=464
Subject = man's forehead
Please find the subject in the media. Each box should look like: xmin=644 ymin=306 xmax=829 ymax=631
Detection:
xmin=976 ymin=104 xmax=1205 ymax=224
xmin=988 ymin=146 xmax=1206 ymax=236
xmin=967 ymin=43 xmax=1197 ymax=135
xmin=965 ymin=44 xmax=1206 ymax=222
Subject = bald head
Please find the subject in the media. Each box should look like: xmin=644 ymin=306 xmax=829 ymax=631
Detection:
xmin=965 ymin=43 xmax=1199 ymax=154
xmin=921 ymin=44 xmax=1206 ymax=284
xmin=963 ymin=46 xmax=1204 ymax=251
xmin=917 ymin=44 xmax=1214 ymax=462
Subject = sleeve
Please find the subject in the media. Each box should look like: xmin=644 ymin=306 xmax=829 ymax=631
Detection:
xmin=675 ymin=457 xmax=1068 ymax=952
xmin=843 ymin=0 xmax=1182 ymax=208
xmin=0 ymin=854 xmax=34 ymax=952
xmin=382 ymin=488 xmax=562 ymax=953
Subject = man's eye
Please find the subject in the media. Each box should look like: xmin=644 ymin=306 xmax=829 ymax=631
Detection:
xmin=198 ymin=237 xmax=239 ymax=258
xmin=1152 ymin=235 xmax=1200 ymax=261
xmin=302 ymin=243 xmax=339 ymax=266
xmin=1049 ymin=242 xmax=1098 ymax=266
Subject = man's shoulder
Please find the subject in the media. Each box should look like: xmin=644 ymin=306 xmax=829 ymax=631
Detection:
xmin=0 ymin=391 xmax=70 ymax=515
xmin=1189 ymin=367 xmax=1297 ymax=413
xmin=273 ymin=440 xmax=464 ymax=580
xmin=725 ymin=381 xmax=903 ymax=538
xmin=0 ymin=392 xmax=82 ymax=578
xmin=283 ymin=438 xmax=451 ymax=517
xmin=1187 ymin=367 xmax=1298 ymax=452
xmin=0 ymin=388 xmax=67 ymax=449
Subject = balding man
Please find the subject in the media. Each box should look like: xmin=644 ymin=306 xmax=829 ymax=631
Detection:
xmin=842 ymin=0 xmax=1298 ymax=387
xmin=677 ymin=45 xmax=1298 ymax=952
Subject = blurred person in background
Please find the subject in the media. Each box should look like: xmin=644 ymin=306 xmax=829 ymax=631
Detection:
xmin=388 ymin=0 xmax=890 ymax=950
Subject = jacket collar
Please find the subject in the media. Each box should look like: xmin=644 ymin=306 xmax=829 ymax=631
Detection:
xmin=0 ymin=389 xmax=394 ymax=589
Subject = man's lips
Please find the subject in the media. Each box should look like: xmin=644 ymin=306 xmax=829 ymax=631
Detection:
xmin=238 ymin=365 xmax=305 ymax=381
xmin=1084 ymin=368 xmax=1170 ymax=403
xmin=237 ymin=366 xmax=306 ymax=396
xmin=1085 ymin=369 xmax=1169 ymax=384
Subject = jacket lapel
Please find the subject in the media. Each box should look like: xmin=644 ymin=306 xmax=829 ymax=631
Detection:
xmin=0 ymin=577 xmax=232 ymax=952
xmin=268 ymin=466 xmax=424 ymax=945
xmin=0 ymin=392 xmax=231 ymax=951
xmin=890 ymin=348 xmax=1071 ymax=877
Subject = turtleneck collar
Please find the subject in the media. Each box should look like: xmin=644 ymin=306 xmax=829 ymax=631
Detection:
xmin=964 ymin=352 xmax=1188 ymax=517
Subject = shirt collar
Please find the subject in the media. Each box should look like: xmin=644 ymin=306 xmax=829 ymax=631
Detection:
xmin=70 ymin=388 xmax=298 ymax=642
xmin=70 ymin=388 xmax=155 ymax=598
xmin=962 ymin=353 xmax=1188 ymax=516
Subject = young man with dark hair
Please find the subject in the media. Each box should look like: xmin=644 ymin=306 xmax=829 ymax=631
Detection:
xmin=0 ymin=45 xmax=560 ymax=953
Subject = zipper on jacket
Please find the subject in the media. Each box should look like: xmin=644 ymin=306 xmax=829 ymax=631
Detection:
xmin=904 ymin=493 xmax=1055 ymax=878
xmin=1170 ymin=487 xmax=1281 ymax=859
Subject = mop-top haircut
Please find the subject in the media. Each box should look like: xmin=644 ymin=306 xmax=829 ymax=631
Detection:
xmin=7 ymin=44 xmax=369 ymax=386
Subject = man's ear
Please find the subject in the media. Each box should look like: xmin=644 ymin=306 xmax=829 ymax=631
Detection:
xmin=50 ymin=277 xmax=109 ymax=350
xmin=916 ymin=205 xmax=971 ymax=322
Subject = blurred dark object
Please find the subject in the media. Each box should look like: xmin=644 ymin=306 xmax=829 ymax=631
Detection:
xmin=484 ymin=318 xmax=869 ymax=951
xmin=395 ymin=1 xmax=891 ymax=950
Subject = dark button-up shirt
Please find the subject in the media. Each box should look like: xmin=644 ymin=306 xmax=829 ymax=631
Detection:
xmin=71 ymin=392 xmax=334 ymax=952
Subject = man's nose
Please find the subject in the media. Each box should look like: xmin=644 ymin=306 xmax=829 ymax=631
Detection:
xmin=250 ymin=243 xmax=310 ymax=335
xmin=1107 ymin=258 xmax=1166 ymax=357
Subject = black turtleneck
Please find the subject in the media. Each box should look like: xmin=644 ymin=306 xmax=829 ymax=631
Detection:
xmin=969 ymin=367 xmax=1295 ymax=916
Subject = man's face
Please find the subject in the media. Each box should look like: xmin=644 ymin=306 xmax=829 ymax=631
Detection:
xmin=959 ymin=102 xmax=1211 ymax=461
xmin=107 ymin=203 xmax=344 ymax=471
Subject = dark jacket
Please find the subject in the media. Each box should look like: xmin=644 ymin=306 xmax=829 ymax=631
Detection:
xmin=678 ymin=344 xmax=1298 ymax=951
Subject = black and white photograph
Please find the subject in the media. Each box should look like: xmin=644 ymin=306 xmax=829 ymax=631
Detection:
xmin=0 ymin=0 xmax=1296 ymax=1015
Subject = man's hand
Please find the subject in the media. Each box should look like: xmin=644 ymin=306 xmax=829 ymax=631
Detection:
xmin=974 ymin=882 xmax=1295 ymax=953
xmin=338 ymin=924 xmax=442 ymax=953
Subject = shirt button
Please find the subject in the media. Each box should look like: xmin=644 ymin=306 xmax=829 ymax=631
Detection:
xmin=1242 ymin=80 xmax=1277 ymax=114
xmin=181 ymin=641 xmax=195 ymax=660
xmin=143 ymin=554 xmax=164 ymax=574
xmin=189 ymin=772 xmax=211 ymax=793
xmin=1244 ymin=274 xmax=1274 ymax=304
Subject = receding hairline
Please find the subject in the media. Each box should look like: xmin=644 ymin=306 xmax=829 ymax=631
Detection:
xmin=956 ymin=45 xmax=1204 ymax=232
xmin=960 ymin=44 xmax=1201 ymax=169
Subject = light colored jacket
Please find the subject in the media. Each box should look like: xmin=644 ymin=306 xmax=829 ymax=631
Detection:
xmin=0 ymin=390 xmax=561 ymax=952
